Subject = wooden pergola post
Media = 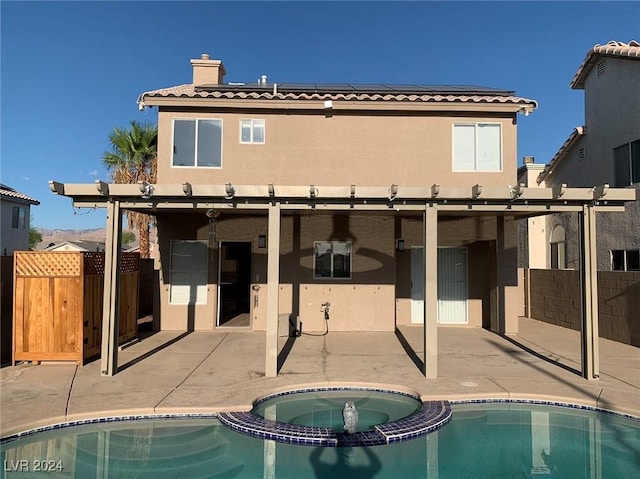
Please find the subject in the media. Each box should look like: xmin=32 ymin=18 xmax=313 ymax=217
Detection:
xmin=579 ymin=204 xmax=600 ymax=380
xmin=101 ymin=199 xmax=122 ymax=376
xmin=265 ymin=202 xmax=281 ymax=378
xmin=423 ymin=204 xmax=438 ymax=378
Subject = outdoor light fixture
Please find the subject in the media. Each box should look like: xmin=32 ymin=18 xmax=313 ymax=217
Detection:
xmin=225 ymin=182 xmax=236 ymax=199
xmin=324 ymin=99 xmax=333 ymax=109
xmin=140 ymin=182 xmax=154 ymax=200
xmin=397 ymin=239 xmax=405 ymax=252
xmin=268 ymin=183 xmax=275 ymax=197
xmin=431 ymin=184 xmax=440 ymax=198
xmin=472 ymin=184 xmax=483 ymax=199
xmin=182 ymin=182 xmax=192 ymax=196
xmin=389 ymin=184 xmax=398 ymax=201
xmin=510 ymin=184 xmax=524 ymax=200
xmin=350 ymin=184 xmax=356 ymax=198
xmin=258 ymin=235 xmax=267 ymax=248
xmin=310 ymin=185 xmax=317 ymax=199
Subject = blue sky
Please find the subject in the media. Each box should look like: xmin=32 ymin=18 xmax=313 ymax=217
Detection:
xmin=2 ymin=1 xmax=639 ymax=230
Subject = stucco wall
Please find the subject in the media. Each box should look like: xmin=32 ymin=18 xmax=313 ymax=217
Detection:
xmin=527 ymin=268 xmax=640 ymax=346
xmin=0 ymin=200 xmax=31 ymax=255
xmin=156 ymin=110 xmax=519 ymax=189
xmin=157 ymin=213 xmax=397 ymax=332
xmin=544 ymin=198 xmax=639 ymax=271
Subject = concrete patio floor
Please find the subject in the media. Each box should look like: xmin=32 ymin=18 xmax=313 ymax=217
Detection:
xmin=1 ymin=317 xmax=638 ymax=437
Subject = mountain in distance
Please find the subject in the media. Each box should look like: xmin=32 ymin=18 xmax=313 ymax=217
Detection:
xmin=35 ymin=227 xmax=139 ymax=250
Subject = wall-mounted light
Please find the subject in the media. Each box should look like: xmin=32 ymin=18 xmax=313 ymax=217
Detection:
xmin=396 ymin=239 xmax=405 ymax=252
xmin=258 ymin=235 xmax=267 ymax=248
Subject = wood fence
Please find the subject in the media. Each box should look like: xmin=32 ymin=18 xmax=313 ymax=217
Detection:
xmin=13 ymin=252 xmax=139 ymax=365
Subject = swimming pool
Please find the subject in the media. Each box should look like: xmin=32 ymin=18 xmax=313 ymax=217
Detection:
xmin=1 ymin=401 xmax=638 ymax=478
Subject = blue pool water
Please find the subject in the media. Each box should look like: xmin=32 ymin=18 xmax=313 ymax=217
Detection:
xmin=1 ymin=402 xmax=638 ymax=478
xmin=252 ymin=389 xmax=422 ymax=432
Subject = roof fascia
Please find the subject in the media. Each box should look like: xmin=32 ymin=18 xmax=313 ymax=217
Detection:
xmin=143 ymin=97 xmax=533 ymax=114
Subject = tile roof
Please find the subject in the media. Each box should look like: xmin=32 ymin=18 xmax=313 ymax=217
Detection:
xmin=138 ymin=83 xmax=537 ymax=110
xmin=0 ymin=184 xmax=40 ymax=204
xmin=571 ymin=40 xmax=640 ymax=88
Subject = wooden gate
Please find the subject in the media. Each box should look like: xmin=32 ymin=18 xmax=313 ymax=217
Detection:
xmin=13 ymin=251 xmax=139 ymax=365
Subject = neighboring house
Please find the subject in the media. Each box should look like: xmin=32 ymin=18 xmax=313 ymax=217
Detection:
xmin=51 ymin=53 xmax=634 ymax=378
xmin=0 ymin=184 xmax=39 ymax=255
xmin=44 ymin=240 xmax=106 ymax=252
xmin=530 ymin=40 xmax=640 ymax=271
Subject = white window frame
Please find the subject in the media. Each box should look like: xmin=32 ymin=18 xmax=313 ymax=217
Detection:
xmin=169 ymin=240 xmax=209 ymax=305
xmin=11 ymin=206 xmax=26 ymax=229
xmin=452 ymin=122 xmax=503 ymax=172
xmin=239 ymin=119 xmax=265 ymax=144
xmin=611 ymin=249 xmax=640 ymax=271
xmin=313 ymin=241 xmax=352 ymax=279
xmin=612 ymin=139 xmax=640 ymax=187
xmin=171 ymin=118 xmax=223 ymax=168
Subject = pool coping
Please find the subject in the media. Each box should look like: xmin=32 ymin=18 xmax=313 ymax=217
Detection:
xmin=219 ymin=387 xmax=452 ymax=447
xmin=2 ymin=395 xmax=638 ymax=446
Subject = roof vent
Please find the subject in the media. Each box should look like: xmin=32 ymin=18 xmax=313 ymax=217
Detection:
xmin=523 ymin=156 xmax=535 ymax=164
xmin=597 ymin=60 xmax=606 ymax=76
xmin=260 ymin=74 xmax=267 ymax=85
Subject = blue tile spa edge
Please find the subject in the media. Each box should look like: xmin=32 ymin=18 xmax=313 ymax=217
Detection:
xmin=218 ymin=391 xmax=452 ymax=448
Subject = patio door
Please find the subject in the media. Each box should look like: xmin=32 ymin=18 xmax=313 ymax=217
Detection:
xmin=410 ymin=247 xmax=468 ymax=324
xmin=217 ymin=241 xmax=252 ymax=327
xmin=437 ymin=248 xmax=467 ymax=324
xmin=410 ymin=247 xmax=425 ymax=324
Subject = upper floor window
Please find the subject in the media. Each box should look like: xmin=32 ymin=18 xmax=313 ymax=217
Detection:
xmin=240 ymin=119 xmax=265 ymax=144
xmin=613 ymin=139 xmax=640 ymax=187
xmin=11 ymin=206 xmax=26 ymax=229
xmin=453 ymin=123 xmax=502 ymax=172
xmin=314 ymin=241 xmax=352 ymax=279
xmin=172 ymin=119 xmax=222 ymax=168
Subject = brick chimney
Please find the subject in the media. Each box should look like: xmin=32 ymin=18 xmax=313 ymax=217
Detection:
xmin=191 ymin=53 xmax=226 ymax=86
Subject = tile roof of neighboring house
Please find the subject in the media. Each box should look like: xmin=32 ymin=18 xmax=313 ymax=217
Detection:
xmin=45 ymin=240 xmax=106 ymax=252
xmin=571 ymin=40 xmax=640 ymax=88
xmin=138 ymin=82 xmax=537 ymax=110
xmin=537 ymin=126 xmax=585 ymax=184
xmin=0 ymin=184 xmax=40 ymax=205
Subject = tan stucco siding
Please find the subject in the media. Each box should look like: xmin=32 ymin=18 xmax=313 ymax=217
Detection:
xmin=156 ymin=213 xmax=396 ymax=331
xmin=156 ymin=110 xmax=518 ymax=188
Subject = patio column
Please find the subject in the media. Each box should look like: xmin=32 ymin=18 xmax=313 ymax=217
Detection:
xmin=496 ymin=216 xmax=519 ymax=335
xmin=265 ymin=202 xmax=281 ymax=378
xmin=423 ymin=204 xmax=438 ymax=378
xmin=579 ymin=204 xmax=599 ymax=380
xmin=101 ymin=199 xmax=122 ymax=376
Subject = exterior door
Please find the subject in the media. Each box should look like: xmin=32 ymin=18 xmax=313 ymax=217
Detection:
xmin=437 ymin=248 xmax=468 ymax=324
xmin=411 ymin=247 xmax=468 ymax=324
xmin=217 ymin=241 xmax=252 ymax=327
xmin=410 ymin=247 xmax=424 ymax=324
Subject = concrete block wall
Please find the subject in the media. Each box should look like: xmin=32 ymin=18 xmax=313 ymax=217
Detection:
xmin=528 ymin=269 xmax=640 ymax=346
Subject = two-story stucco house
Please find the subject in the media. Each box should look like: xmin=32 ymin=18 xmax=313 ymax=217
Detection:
xmin=0 ymin=184 xmax=39 ymax=256
xmin=530 ymin=40 xmax=640 ymax=271
xmin=51 ymin=54 xmax=634 ymax=379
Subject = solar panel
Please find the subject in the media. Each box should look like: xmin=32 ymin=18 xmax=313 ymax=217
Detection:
xmin=198 ymin=82 xmax=514 ymax=96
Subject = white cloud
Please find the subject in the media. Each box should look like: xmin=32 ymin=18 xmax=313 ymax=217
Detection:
xmin=88 ymin=170 xmax=98 ymax=176
xmin=20 ymin=175 xmax=30 ymax=180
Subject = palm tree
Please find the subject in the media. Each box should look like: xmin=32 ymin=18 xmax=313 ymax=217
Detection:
xmin=102 ymin=121 xmax=158 ymax=258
